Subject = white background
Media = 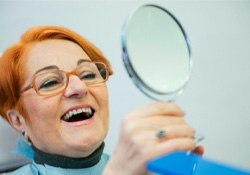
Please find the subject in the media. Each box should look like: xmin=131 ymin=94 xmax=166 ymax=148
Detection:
xmin=0 ymin=0 xmax=250 ymax=171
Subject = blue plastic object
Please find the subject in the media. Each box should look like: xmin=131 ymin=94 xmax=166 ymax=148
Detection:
xmin=146 ymin=151 xmax=250 ymax=175
xmin=12 ymin=138 xmax=34 ymax=160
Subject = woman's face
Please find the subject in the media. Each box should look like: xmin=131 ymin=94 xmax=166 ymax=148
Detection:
xmin=20 ymin=39 xmax=109 ymax=157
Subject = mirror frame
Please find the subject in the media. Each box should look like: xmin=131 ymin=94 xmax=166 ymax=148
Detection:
xmin=121 ymin=4 xmax=192 ymax=101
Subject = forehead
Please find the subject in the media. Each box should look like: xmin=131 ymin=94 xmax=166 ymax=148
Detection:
xmin=23 ymin=39 xmax=91 ymax=77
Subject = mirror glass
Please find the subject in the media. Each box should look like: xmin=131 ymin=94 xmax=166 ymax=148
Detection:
xmin=122 ymin=4 xmax=192 ymax=101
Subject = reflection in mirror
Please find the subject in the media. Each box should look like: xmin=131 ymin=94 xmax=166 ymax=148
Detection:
xmin=122 ymin=4 xmax=192 ymax=101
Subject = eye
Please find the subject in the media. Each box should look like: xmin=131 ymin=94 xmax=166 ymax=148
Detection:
xmin=79 ymin=71 xmax=97 ymax=80
xmin=39 ymin=78 xmax=61 ymax=90
xmin=35 ymin=72 xmax=64 ymax=91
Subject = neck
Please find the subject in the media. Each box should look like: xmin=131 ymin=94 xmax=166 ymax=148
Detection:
xmin=32 ymin=142 xmax=105 ymax=169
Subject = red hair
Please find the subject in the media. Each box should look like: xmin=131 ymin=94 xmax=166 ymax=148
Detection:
xmin=0 ymin=26 xmax=113 ymax=123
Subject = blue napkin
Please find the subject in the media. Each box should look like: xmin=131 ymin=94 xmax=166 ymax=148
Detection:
xmin=147 ymin=151 xmax=250 ymax=175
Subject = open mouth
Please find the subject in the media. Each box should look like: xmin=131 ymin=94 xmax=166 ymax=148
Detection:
xmin=61 ymin=107 xmax=94 ymax=122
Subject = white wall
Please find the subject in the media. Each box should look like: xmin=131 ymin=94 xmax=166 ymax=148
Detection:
xmin=0 ymin=0 xmax=249 ymax=171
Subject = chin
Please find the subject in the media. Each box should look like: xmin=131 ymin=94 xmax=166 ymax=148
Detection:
xmin=62 ymin=128 xmax=106 ymax=157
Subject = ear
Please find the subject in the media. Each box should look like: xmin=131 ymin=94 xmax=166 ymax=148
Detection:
xmin=6 ymin=109 xmax=26 ymax=132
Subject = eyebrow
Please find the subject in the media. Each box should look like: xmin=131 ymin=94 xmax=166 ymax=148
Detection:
xmin=34 ymin=65 xmax=59 ymax=74
xmin=34 ymin=59 xmax=90 ymax=74
xmin=77 ymin=59 xmax=91 ymax=66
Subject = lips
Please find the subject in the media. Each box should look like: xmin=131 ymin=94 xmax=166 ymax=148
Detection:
xmin=61 ymin=107 xmax=94 ymax=122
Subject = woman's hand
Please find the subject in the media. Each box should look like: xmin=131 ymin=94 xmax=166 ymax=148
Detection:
xmin=103 ymin=102 xmax=204 ymax=175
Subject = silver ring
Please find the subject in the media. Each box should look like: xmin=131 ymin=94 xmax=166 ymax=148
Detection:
xmin=193 ymin=133 xmax=205 ymax=144
xmin=156 ymin=129 xmax=167 ymax=140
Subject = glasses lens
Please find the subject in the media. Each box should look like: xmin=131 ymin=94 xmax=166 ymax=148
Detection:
xmin=32 ymin=61 xmax=108 ymax=96
xmin=77 ymin=62 xmax=107 ymax=84
xmin=34 ymin=70 xmax=66 ymax=95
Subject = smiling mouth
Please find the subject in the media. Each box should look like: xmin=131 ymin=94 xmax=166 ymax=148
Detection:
xmin=61 ymin=107 xmax=94 ymax=122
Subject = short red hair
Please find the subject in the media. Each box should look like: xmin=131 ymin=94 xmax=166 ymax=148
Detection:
xmin=0 ymin=26 xmax=113 ymax=123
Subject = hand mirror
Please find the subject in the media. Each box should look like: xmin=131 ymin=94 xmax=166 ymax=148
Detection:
xmin=121 ymin=4 xmax=191 ymax=101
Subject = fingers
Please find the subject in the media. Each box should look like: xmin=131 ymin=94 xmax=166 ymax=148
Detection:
xmin=138 ymin=124 xmax=195 ymax=142
xmin=157 ymin=125 xmax=195 ymax=140
xmin=126 ymin=102 xmax=185 ymax=119
xmin=151 ymin=137 xmax=197 ymax=158
xmin=192 ymin=145 xmax=205 ymax=156
xmin=121 ymin=102 xmax=187 ymax=135
xmin=143 ymin=116 xmax=186 ymax=127
xmin=122 ymin=117 xmax=187 ymax=135
xmin=119 ymin=123 xmax=197 ymax=158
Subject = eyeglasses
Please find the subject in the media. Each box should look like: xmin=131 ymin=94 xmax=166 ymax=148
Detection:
xmin=20 ymin=60 xmax=109 ymax=96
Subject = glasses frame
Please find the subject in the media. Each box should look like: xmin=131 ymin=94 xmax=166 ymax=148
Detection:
xmin=20 ymin=61 xmax=109 ymax=96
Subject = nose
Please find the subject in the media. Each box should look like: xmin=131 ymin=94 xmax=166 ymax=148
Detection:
xmin=63 ymin=75 xmax=88 ymax=98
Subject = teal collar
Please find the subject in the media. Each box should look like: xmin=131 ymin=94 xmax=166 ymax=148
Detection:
xmin=32 ymin=142 xmax=105 ymax=169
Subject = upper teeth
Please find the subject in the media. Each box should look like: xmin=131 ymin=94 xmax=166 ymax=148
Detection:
xmin=63 ymin=107 xmax=92 ymax=121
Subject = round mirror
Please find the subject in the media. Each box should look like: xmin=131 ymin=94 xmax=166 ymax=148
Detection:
xmin=122 ymin=4 xmax=192 ymax=101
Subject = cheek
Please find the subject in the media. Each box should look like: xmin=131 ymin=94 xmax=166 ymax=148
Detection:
xmin=90 ymin=85 xmax=109 ymax=120
xmin=98 ymin=86 xmax=109 ymax=113
xmin=22 ymin=95 xmax=59 ymax=124
xmin=91 ymin=85 xmax=108 ymax=107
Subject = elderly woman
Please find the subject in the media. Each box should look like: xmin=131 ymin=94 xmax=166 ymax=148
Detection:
xmin=0 ymin=26 xmax=203 ymax=175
